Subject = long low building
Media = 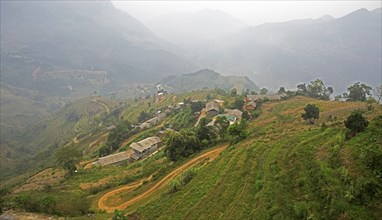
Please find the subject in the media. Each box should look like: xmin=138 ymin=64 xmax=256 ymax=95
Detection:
xmin=93 ymin=151 xmax=130 ymax=166
xmin=130 ymin=136 xmax=161 ymax=161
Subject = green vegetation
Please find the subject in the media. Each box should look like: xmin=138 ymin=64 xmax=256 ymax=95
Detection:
xmin=345 ymin=110 xmax=369 ymax=136
xmin=344 ymin=82 xmax=372 ymax=102
xmin=55 ymin=145 xmax=81 ymax=176
xmin=132 ymin=97 xmax=381 ymax=220
xmin=302 ymin=104 xmax=320 ymax=124
xmin=2 ymin=87 xmax=381 ymax=219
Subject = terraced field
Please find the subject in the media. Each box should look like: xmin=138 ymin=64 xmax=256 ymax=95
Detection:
xmin=121 ymin=97 xmax=382 ymax=219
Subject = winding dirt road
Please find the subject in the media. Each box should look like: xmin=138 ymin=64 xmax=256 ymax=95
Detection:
xmin=98 ymin=144 xmax=228 ymax=212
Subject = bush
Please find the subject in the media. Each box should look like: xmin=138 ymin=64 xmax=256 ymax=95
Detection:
xmin=167 ymin=179 xmax=181 ymax=194
xmin=344 ymin=110 xmax=369 ymax=136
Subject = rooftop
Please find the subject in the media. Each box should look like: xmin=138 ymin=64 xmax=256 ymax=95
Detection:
xmin=206 ymin=101 xmax=220 ymax=112
xmin=96 ymin=151 xmax=130 ymax=166
xmin=130 ymin=136 xmax=161 ymax=152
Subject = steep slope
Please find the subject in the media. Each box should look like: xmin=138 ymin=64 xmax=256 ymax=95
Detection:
xmin=0 ymin=0 xmax=196 ymax=90
xmin=201 ymin=8 xmax=381 ymax=92
xmin=0 ymin=97 xmax=115 ymax=178
xmin=129 ymin=97 xmax=382 ymax=219
xmin=146 ymin=9 xmax=248 ymax=51
xmin=160 ymin=69 xmax=258 ymax=93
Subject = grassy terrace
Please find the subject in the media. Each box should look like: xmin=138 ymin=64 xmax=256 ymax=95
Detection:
xmin=129 ymin=97 xmax=382 ymax=219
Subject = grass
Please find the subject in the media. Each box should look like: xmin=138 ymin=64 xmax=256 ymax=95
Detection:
xmin=130 ymin=97 xmax=382 ymax=219
xmin=3 ymin=95 xmax=381 ymax=219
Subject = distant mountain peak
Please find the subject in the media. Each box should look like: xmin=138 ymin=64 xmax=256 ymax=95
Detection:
xmin=315 ymin=14 xmax=335 ymax=22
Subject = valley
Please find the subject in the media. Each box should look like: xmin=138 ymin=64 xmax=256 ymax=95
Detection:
xmin=0 ymin=1 xmax=381 ymax=219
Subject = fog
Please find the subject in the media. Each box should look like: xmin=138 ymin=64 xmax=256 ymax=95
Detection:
xmin=112 ymin=1 xmax=381 ymax=26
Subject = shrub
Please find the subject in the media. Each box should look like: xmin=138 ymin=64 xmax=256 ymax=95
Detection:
xmin=167 ymin=179 xmax=181 ymax=194
xmin=344 ymin=110 xmax=369 ymax=136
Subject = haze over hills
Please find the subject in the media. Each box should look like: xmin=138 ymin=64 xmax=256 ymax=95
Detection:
xmin=0 ymin=0 xmax=197 ymax=91
xmin=1 ymin=2 xmax=382 ymax=219
xmin=199 ymin=8 xmax=382 ymax=92
xmin=146 ymin=9 xmax=248 ymax=51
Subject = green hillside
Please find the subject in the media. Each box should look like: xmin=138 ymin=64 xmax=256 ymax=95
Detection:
xmin=128 ymin=97 xmax=382 ymax=219
xmin=0 ymin=97 xmax=117 ymax=179
xmin=1 ymin=95 xmax=381 ymax=219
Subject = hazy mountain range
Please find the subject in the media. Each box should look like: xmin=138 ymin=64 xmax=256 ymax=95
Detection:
xmin=197 ymin=8 xmax=381 ymax=92
xmin=146 ymin=9 xmax=248 ymax=51
xmin=1 ymin=2 xmax=381 ymax=158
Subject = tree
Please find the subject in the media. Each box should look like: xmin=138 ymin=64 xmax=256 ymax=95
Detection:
xmin=228 ymin=121 xmax=247 ymax=144
xmin=55 ymin=145 xmax=81 ymax=175
xmin=165 ymin=130 xmax=201 ymax=161
xmin=374 ymin=85 xmax=382 ymax=103
xmin=241 ymin=111 xmax=250 ymax=121
xmin=306 ymin=79 xmax=332 ymax=100
xmin=230 ymin=88 xmax=237 ymax=97
xmin=229 ymin=97 xmax=245 ymax=110
xmin=344 ymin=82 xmax=372 ymax=102
xmin=242 ymin=89 xmax=250 ymax=96
xmin=302 ymin=104 xmax=320 ymax=124
xmin=190 ymin=101 xmax=204 ymax=113
xmin=345 ymin=110 xmax=369 ymax=135
xmin=296 ymin=83 xmax=307 ymax=96
xmin=278 ymin=87 xmax=286 ymax=95
xmin=334 ymin=95 xmax=343 ymax=101
xmin=260 ymin=88 xmax=268 ymax=95
xmin=215 ymin=116 xmax=230 ymax=140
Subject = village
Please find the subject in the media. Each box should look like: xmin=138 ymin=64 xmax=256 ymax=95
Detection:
xmin=90 ymin=87 xmax=282 ymax=168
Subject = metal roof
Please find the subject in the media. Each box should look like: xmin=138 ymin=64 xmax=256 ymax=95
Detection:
xmin=97 ymin=151 xmax=130 ymax=166
xmin=130 ymin=136 xmax=161 ymax=153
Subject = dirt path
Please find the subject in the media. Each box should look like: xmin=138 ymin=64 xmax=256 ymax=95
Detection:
xmin=98 ymin=144 xmax=228 ymax=212
xmin=194 ymin=108 xmax=206 ymax=126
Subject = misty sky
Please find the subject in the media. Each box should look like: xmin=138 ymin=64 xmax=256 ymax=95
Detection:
xmin=112 ymin=1 xmax=381 ymax=26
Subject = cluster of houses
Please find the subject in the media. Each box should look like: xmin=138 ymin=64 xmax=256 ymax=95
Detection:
xmin=92 ymin=93 xmax=283 ymax=167
xmin=204 ymin=100 xmax=243 ymax=126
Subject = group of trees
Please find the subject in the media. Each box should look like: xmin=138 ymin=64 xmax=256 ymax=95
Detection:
xmin=340 ymin=82 xmax=372 ymax=102
xmin=278 ymin=80 xmax=380 ymax=103
xmin=13 ymin=193 xmax=58 ymax=215
xmin=165 ymin=115 xmax=248 ymax=161
xmin=99 ymin=120 xmax=136 ymax=157
xmin=302 ymin=103 xmax=369 ymax=137
xmin=293 ymin=79 xmax=334 ymax=100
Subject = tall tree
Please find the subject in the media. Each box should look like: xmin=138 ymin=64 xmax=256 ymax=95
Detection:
xmin=278 ymin=87 xmax=286 ymax=95
xmin=306 ymin=79 xmax=332 ymax=100
xmin=55 ymin=145 xmax=81 ymax=175
xmin=296 ymin=83 xmax=307 ymax=96
xmin=344 ymin=82 xmax=372 ymax=102
xmin=260 ymin=88 xmax=268 ymax=95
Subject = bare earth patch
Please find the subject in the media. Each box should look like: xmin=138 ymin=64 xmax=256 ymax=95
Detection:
xmin=12 ymin=168 xmax=66 ymax=193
